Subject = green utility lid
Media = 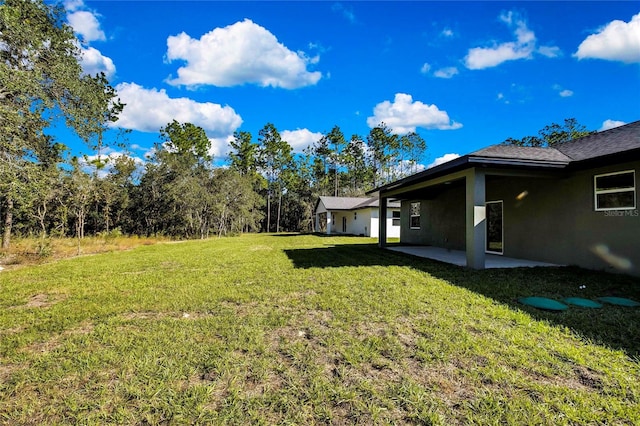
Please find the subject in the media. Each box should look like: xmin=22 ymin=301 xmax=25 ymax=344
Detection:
xmin=518 ymin=297 xmax=568 ymax=311
xmin=563 ymin=297 xmax=603 ymax=308
xmin=596 ymin=297 xmax=640 ymax=307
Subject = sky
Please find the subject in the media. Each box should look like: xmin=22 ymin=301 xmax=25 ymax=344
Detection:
xmin=56 ymin=0 xmax=640 ymax=170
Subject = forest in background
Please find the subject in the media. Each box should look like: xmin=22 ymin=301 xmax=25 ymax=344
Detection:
xmin=0 ymin=0 xmax=428 ymax=247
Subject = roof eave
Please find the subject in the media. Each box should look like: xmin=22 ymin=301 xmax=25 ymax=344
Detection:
xmin=367 ymin=155 xmax=471 ymax=195
xmin=468 ymin=156 xmax=570 ymax=168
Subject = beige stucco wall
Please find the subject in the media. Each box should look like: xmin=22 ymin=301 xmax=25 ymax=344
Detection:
xmin=488 ymin=160 xmax=640 ymax=275
xmin=400 ymin=185 xmax=466 ymax=249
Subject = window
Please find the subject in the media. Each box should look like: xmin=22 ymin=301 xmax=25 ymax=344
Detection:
xmin=486 ymin=201 xmax=503 ymax=254
xmin=392 ymin=211 xmax=400 ymax=226
xmin=594 ymin=170 xmax=636 ymax=211
xmin=410 ymin=202 xmax=420 ymax=229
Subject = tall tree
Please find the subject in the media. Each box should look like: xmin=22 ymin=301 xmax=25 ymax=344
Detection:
xmin=153 ymin=121 xmax=213 ymax=238
xmin=367 ymin=123 xmax=399 ymax=187
xmin=0 ymin=0 xmax=121 ymax=248
xmin=229 ymin=130 xmax=259 ymax=175
xmin=160 ymin=120 xmax=211 ymax=163
xmin=309 ymin=134 xmax=332 ymax=195
xmin=258 ymin=123 xmax=292 ymax=233
xmin=319 ymin=126 xmax=346 ymax=196
xmin=400 ymin=131 xmax=427 ymax=176
xmin=342 ymin=134 xmax=370 ymax=194
xmin=66 ymin=157 xmax=93 ymax=252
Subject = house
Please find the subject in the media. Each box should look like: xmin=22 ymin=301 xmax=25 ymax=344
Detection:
xmin=370 ymin=120 xmax=640 ymax=275
xmin=314 ymin=196 xmax=401 ymax=238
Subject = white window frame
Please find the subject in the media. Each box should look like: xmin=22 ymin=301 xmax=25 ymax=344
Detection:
xmin=594 ymin=170 xmax=636 ymax=211
xmin=410 ymin=202 xmax=421 ymax=229
xmin=392 ymin=210 xmax=401 ymax=227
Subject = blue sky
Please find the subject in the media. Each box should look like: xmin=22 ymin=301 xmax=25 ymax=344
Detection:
xmin=60 ymin=1 xmax=640 ymax=169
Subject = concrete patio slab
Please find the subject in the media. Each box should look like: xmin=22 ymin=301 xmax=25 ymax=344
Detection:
xmin=387 ymin=246 xmax=560 ymax=269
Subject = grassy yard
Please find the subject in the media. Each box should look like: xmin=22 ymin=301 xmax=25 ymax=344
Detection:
xmin=1 ymin=234 xmax=639 ymax=424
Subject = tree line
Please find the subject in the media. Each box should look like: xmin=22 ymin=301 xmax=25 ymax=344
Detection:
xmin=0 ymin=0 xmax=428 ymax=247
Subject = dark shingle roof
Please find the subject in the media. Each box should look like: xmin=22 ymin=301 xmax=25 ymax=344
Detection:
xmin=465 ymin=121 xmax=640 ymax=164
xmin=556 ymin=120 xmax=640 ymax=161
xmin=318 ymin=196 xmax=399 ymax=210
xmin=319 ymin=197 xmax=369 ymax=210
xmin=470 ymin=145 xmax=572 ymax=163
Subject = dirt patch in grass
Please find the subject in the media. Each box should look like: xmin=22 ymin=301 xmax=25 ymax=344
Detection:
xmin=26 ymin=293 xmax=61 ymax=308
xmin=574 ymin=366 xmax=603 ymax=390
xmin=0 ymin=363 xmax=21 ymax=382
xmin=121 ymin=311 xmax=221 ymax=321
xmin=8 ymin=293 xmax=67 ymax=310
xmin=20 ymin=321 xmax=95 ymax=355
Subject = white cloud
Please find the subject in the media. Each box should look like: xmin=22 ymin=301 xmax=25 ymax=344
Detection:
xmin=281 ymin=129 xmax=323 ymax=153
xmin=420 ymin=63 xmax=431 ymax=74
xmin=114 ymin=82 xmax=242 ymax=138
xmin=65 ymin=1 xmax=115 ymax=78
xmin=600 ymin=119 xmax=626 ymax=131
xmin=79 ymin=46 xmax=115 ymax=78
xmin=428 ymin=153 xmax=461 ymax=169
xmin=67 ymin=10 xmax=105 ymax=42
xmin=209 ymin=135 xmax=235 ymax=159
xmin=552 ymin=84 xmax=574 ymax=98
xmin=538 ymin=45 xmax=562 ymax=58
xmin=433 ymin=66 xmax=459 ymax=79
xmin=466 ymin=42 xmax=531 ymax=69
xmin=332 ymin=3 xmax=357 ymax=24
xmin=166 ymin=19 xmax=322 ymax=89
xmin=64 ymin=0 xmax=84 ymax=12
xmin=465 ymin=11 xmax=560 ymax=69
xmin=367 ymin=93 xmax=462 ymax=134
xmin=441 ymin=28 xmax=454 ymax=38
xmin=574 ymin=13 xmax=640 ymax=63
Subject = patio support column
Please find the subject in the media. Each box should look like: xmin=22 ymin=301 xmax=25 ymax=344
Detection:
xmin=378 ymin=197 xmax=388 ymax=247
xmin=327 ymin=211 xmax=332 ymax=235
xmin=465 ymin=169 xmax=486 ymax=269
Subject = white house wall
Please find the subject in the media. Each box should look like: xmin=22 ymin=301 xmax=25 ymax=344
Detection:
xmin=370 ymin=208 xmax=400 ymax=239
xmin=323 ymin=208 xmax=400 ymax=238
xmin=315 ymin=199 xmax=400 ymax=238
xmin=349 ymin=209 xmax=373 ymax=236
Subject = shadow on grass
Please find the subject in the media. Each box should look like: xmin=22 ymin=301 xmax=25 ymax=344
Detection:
xmin=284 ymin=244 xmax=640 ymax=359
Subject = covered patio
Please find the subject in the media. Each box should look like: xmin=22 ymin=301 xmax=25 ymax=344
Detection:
xmin=387 ymin=245 xmax=560 ymax=269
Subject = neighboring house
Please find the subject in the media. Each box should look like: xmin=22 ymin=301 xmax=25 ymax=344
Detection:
xmin=314 ymin=196 xmax=401 ymax=238
xmin=370 ymin=120 xmax=640 ymax=275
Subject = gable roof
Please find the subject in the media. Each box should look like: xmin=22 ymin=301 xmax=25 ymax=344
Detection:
xmin=369 ymin=120 xmax=640 ymax=195
xmin=317 ymin=196 xmax=400 ymax=211
xmin=319 ymin=197 xmax=370 ymax=210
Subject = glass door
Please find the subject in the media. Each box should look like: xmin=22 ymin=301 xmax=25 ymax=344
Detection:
xmin=486 ymin=201 xmax=503 ymax=254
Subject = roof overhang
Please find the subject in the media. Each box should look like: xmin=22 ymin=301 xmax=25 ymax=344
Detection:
xmin=367 ymin=155 xmax=569 ymax=198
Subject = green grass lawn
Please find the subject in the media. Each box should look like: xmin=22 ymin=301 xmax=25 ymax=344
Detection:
xmin=1 ymin=234 xmax=639 ymax=424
